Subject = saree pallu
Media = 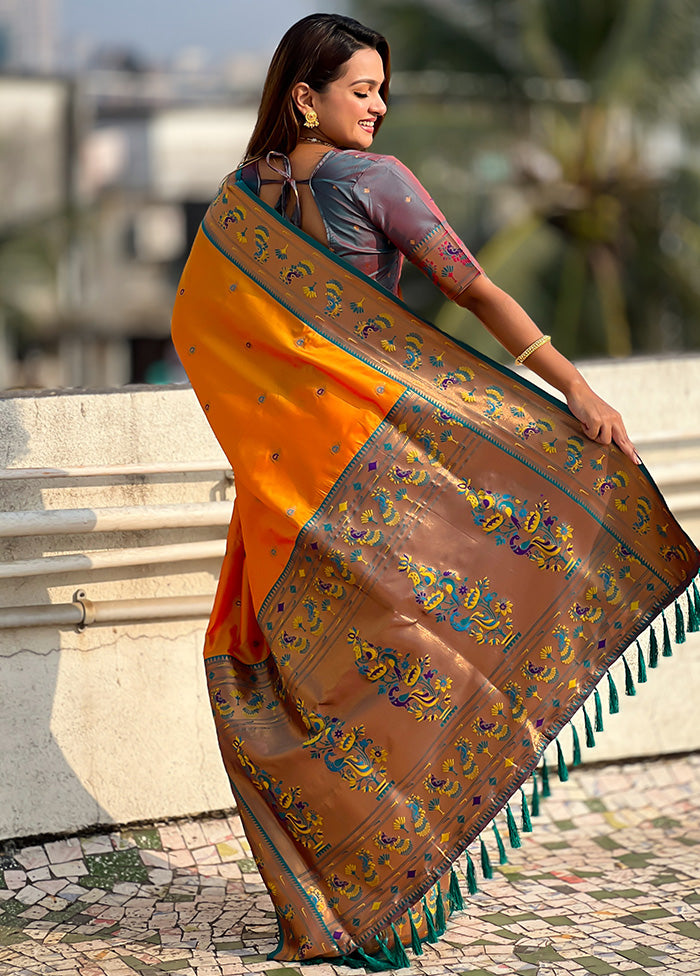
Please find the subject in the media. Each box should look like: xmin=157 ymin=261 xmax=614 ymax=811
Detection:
xmin=172 ymin=169 xmax=700 ymax=967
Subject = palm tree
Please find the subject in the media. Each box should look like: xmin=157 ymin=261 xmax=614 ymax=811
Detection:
xmin=355 ymin=0 xmax=700 ymax=359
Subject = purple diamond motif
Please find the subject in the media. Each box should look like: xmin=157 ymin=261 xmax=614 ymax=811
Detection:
xmin=407 ymin=870 xmax=416 ymax=878
xmin=311 ymin=542 xmax=318 ymax=550
xmin=472 ymin=796 xmax=481 ymax=805
xmin=598 ymin=639 xmax=606 ymax=649
xmin=333 ymin=930 xmax=343 ymax=940
xmin=368 ymin=461 xmax=378 ymax=471
xmin=536 ymin=718 xmax=544 ymax=728
xmin=277 ymin=603 xmax=284 ymax=612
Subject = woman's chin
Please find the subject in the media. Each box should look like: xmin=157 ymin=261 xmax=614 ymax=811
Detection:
xmin=353 ymin=130 xmax=375 ymax=149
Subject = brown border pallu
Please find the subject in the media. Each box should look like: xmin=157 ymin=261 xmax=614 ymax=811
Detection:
xmin=171 ymin=167 xmax=700 ymax=968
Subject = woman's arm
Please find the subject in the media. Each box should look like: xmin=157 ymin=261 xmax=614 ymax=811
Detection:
xmin=459 ymin=274 xmax=640 ymax=464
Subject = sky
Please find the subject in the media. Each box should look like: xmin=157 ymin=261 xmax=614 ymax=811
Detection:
xmin=60 ymin=0 xmax=349 ymax=64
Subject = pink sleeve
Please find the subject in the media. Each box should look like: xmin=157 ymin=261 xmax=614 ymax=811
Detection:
xmin=352 ymin=155 xmax=483 ymax=300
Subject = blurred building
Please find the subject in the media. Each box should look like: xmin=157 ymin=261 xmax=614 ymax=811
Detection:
xmin=0 ymin=56 xmax=258 ymax=390
xmin=0 ymin=0 xmax=56 ymax=73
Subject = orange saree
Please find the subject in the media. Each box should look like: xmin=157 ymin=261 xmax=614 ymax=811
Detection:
xmin=171 ymin=169 xmax=700 ymax=967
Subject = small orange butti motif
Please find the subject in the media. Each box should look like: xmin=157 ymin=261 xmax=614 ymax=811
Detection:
xmin=172 ymin=171 xmax=700 ymax=968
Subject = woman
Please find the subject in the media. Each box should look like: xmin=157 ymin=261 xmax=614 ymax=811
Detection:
xmin=172 ymin=14 xmax=699 ymax=968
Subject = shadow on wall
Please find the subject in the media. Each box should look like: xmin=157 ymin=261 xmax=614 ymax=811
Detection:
xmin=0 ymin=398 xmax=112 ymax=842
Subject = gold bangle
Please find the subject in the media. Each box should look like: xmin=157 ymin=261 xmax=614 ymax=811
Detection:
xmin=515 ymin=334 xmax=551 ymax=366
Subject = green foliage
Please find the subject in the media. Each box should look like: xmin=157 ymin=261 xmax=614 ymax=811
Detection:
xmin=353 ymin=0 xmax=700 ymax=358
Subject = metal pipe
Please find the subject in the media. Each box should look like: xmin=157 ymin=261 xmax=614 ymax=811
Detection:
xmin=0 ymin=501 xmax=233 ymax=539
xmin=0 ymin=461 xmax=233 ymax=481
xmin=0 ymin=592 xmax=215 ymax=632
xmin=0 ymin=539 xmax=226 ymax=580
xmin=0 ymin=602 xmax=85 ymax=630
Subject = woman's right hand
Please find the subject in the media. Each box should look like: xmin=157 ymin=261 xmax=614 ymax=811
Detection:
xmin=564 ymin=377 xmax=640 ymax=465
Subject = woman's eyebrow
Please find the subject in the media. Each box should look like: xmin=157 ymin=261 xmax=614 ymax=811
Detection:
xmin=348 ymin=76 xmax=383 ymax=86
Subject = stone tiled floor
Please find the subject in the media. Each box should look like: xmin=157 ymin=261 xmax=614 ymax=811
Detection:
xmin=1 ymin=755 xmax=699 ymax=976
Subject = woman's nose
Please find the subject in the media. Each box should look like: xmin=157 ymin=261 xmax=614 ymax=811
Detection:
xmin=372 ymin=94 xmax=386 ymax=116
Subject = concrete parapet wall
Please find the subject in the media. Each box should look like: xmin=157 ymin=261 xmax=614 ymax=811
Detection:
xmin=1 ymin=357 xmax=699 ymax=841
xmin=0 ymin=387 xmax=233 ymax=842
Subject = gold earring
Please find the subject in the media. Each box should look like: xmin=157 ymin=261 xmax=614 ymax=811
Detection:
xmin=304 ymin=109 xmax=319 ymax=129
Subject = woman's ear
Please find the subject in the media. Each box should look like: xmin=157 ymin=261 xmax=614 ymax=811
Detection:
xmin=292 ymin=82 xmax=314 ymax=115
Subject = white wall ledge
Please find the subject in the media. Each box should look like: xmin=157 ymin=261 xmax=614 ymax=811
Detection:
xmin=0 ymin=359 xmax=698 ymax=842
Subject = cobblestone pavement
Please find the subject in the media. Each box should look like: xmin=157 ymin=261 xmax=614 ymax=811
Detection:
xmin=1 ymin=754 xmax=699 ymax=976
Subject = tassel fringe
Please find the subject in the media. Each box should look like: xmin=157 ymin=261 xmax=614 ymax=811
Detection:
xmin=571 ymin=724 xmax=582 ymax=767
xmin=675 ymin=600 xmax=686 ymax=644
xmin=531 ymin=766 xmax=540 ymax=816
xmin=607 ymin=671 xmax=620 ymax=714
xmin=583 ymin=703 xmax=595 ymax=747
xmin=451 ymin=865 xmax=466 ymax=906
xmin=434 ymin=885 xmax=446 ymax=935
xmin=337 ymin=578 xmax=698 ymax=973
xmin=541 ymin=756 xmax=551 ymax=797
xmin=521 ymin=787 xmax=533 ymax=831
xmin=649 ymin=625 xmax=659 ymax=668
xmin=556 ymin=739 xmax=569 ymax=782
xmin=492 ymin=821 xmax=508 ymax=864
xmin=506 ymin=803 xmax=521 ymax=848
xmin=464 ymin=852 xmax=478 ymax=894
xmin=390 ymin=924 xmax=411 ymax=969
xmin=480 ymin=838 xmax=493 ymax=878
xmin=688 ymin=588 xmax=700 ymax=633
xmin=594 ymin=689 xmax=604 ymax=731
xmin=662 ymin=612 xmax=673 ymax=657
xmin=408 ymin=909 xmax=423 ymax=956
xmin=636 ymin=640 xmax=647 ymax=684
xmin=422 ymin=897 xmax=439 ymax=943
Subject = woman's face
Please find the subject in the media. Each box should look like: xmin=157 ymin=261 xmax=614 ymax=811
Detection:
xmin=306 ymin=47 xmax=386 ymax=150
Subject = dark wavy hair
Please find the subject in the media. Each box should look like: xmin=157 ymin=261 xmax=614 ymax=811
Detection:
xmin=244 ymin=13 xmax=390 ymax=161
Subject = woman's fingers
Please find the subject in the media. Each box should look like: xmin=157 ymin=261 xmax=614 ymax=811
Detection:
xmin=611 ymin=423 xmax=640 ymax=465
xmin=589 ymin=416 xmax=639 ymax=465
xmin=567 ymin=389 xmax=640 ymax=464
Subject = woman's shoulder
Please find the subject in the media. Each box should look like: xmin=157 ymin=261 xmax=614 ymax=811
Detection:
xmin=319 ymin=149 xmax=411 ymax=181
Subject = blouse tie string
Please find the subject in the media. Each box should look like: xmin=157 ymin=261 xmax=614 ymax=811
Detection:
xmin=263 ymin=152 xmax=302 ymax=226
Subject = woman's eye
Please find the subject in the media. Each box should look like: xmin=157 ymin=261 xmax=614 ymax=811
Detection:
xmin=354 ymin=92 xmax=369 ymax=99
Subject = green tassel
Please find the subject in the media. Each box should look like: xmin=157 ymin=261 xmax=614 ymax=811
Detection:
xmin=376 ymin=934 xmax=392 ymax=968
xmin=662 ymin=612 xmax=673 ymax=657
xmin=583 ymin=703 xmax=595 ymax=747
xmin=465 ymin=852 xmax=478 ymax=894
xmin=531 ymin=768 xmax=540 ymax=816
xmin=492 ymin=821 xmax=508 ymax=864
xmin=480 ymin=838 xmax=493 ymax=878
xmin=649 ymin=625 xmax=659 ymax=668
xmin=688 ymin=589 xmax=700 ymax=633
xmin=693 ymin=580 xmax=700 ymax=616
xmin=450 ymin=864 xmax=465 ymax=908
xmin=675 ymin=601 xmax=686 ymax=645
xmin=520 ymin=788 xmax=533 ymax=832
xmin=623 ymin=655 xmax=636 ymax=697
xmin=636 ymin=640 xmax=647 ymax=684
xmin=379 ymin=932 xmax=395 ymax=969
xmin=434 ymin=885 xmax=446 ymax=935
xmin=541 ymin=756 xmax=551 ymax=797
xmin=347 ymin=946 xmax=390 ymax=971
xmin=571 ymin=724 xmax=582 ymax=767
xmin=556 ymin=739 xmax=569 ymax=781
xmin=390 ymin=923 xmax=410 ymax=969
xmin=607 ymin=671 xmax=620 ymax=714
xmin=594 ymin=689 xmax=604 ymax=732
xmin=422 ymin=897 xmax=439 ymax=943
xmin=408 ymin=910 xmax=423 ymax=956
xmin=506 ymin=803 xmax=522 ymax=848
